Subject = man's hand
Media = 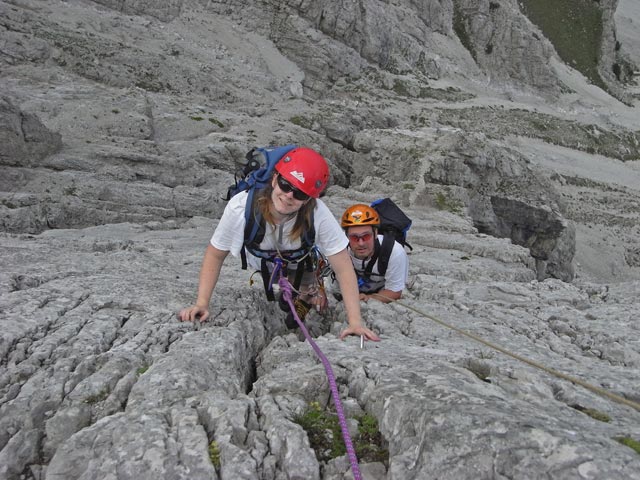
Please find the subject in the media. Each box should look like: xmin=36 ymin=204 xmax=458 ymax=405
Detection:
xmin=365 ymin=290 xmax=401 ymax=304
xmin=178 ymin=305 xmax=210 ymax=322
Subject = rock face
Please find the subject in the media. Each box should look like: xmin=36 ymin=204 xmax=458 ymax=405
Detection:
xmin=2 ymin=215 xmax=640 ymax=480
xmin=1 ymin=0 xmax=640 ymax=479
xmin=0 ymin=96 xmax=62 ymax=166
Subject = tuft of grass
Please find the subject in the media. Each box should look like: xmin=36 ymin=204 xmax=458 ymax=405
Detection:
xmin=63 ymin=186 xmax=78 ymax=196
xmin=583 ymin=409 xmax=611 ymax=423
xmin=290 ymin=115 xmax=312 ymax=129
xmin=84 ymin=389 xmax=109 ymax=404
xmin=293 ymin=401 xmax=388 ymax=464
xmin=570 ymin=404 xmax=611 ymax=422
xmin=392 ymin=79 xmax=411 ymax=97
xmin=614 ymin=436 xmax=640 ymax=455
xmin=294 ymin=401 xmax=345 ymax=460
xmin=208 ymin=440 xmax=221 ymax=468
xmin=208 ymin=118 xmax=224 ymax=127
xmin=190 ymin=116 xmax=204 ymax=121
xmin=435 ymin=191 xmax=463 ymax=214
xmin=136 ymin=365 xmax=149 ymax=376
xmin=354 ymin=412 xmax=388 ymax=464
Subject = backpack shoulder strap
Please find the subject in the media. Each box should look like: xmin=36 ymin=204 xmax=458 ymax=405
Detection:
xmin=301 ymin=210 xmax=316 ymax=249
xmin=376 ymin=233 xmax=396 ymax=277
xmin=242 ymin=189 xmax=266 ymax=268
xmin=363 ymin=237 xmax=382 ymax=277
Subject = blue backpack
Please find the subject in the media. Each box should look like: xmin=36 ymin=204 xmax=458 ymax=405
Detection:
xmin=224 ymin=145 xmax=316 ymax=300
xmin=225 ymin=145 xmax=298 ymax=201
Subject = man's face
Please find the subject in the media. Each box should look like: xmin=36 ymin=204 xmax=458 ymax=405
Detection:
xmin=347 ymin=225 xmax=376 ymax=259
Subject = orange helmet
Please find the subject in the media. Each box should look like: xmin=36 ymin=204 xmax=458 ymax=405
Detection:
xmin=274 ymin=147 xmax=329 ymax=199
xmin=341 ymin=204 xmax=380 ymax=228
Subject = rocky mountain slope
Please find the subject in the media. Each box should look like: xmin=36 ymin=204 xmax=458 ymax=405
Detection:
xmin=1 ymin=0 xmax=640 ymax=479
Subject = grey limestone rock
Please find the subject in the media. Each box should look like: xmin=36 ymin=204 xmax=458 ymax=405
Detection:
xmin=1 ymin=0 xmax=640 ymax=479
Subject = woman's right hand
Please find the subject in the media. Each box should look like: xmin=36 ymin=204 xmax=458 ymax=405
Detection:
xmin=178 ymin=305 xmax=210 ymax=322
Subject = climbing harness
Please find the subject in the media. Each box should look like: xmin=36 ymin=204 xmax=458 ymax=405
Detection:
xmin=276 ymin=259 xmax=363 ymax=480
xmin=310 ymin=247 xmax=331 ymax=312
xmin=369 ymin=292 xmax=640 ymax=413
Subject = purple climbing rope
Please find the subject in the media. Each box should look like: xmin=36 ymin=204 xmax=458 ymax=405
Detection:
xmin=278 ymin=273 xmax=362 ymax=480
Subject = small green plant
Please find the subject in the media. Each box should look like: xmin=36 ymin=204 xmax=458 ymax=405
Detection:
xmin=208 ymin=118 xmax=224 ymax=127
xmin=293 ymin=402 xmax=388 ymax=464
xmin=63 ymin=186 xmax=78 ymax=196
xmin=190 ymin=116 xmax=204 ymax=121
xmin=583 ymin=409 xmax=611 ymax=423
xmin=136 ymin=366 xmax=149 ymax=376
xmin=290 ymin=115 xmax=312 ymax=129
xmin=392 ymin=79 xmax=411 ymax=97
xmin=614 ymin=436 xmax=640 ymax=455
xmin=112 ymin=109 xmax=120 ymax=114
xmin=208 ymin=440 xmax=221 ymax=468
xmin=84 ymin=389 xmax=109 ymax=404
xmin=354 ymin=413 xmax=388 ymax=463
xmin=434 ymin=192 xmax=463 ymax=214
xmin=570 ymin=404 xmax=611 ymax=422
xmin=294 ymin=401 xmax=345 ymax=460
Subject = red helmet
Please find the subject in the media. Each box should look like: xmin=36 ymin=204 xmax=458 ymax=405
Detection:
xmin=274 ymin=147 xmax=329 ymax=199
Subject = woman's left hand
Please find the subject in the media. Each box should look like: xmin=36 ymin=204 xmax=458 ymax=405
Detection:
xmin=339 ymin=324 xmax=380 ymax=341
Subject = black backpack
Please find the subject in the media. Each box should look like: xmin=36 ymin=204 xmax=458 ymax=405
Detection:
xmin=365 ymin=198 xmax=412 ymax=277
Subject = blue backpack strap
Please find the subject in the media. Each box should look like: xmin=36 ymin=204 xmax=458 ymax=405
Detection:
xmin=301 ymin=218 xmax=316 ymax=256
xmin=241 ymin=188 xmax=261 ymax=270
xmin=243 ymin=188 xmax=262 ymax=245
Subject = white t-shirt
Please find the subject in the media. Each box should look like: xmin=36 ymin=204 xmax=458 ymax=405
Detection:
xmin=211 ymin=191 xmax=348 ymax=270
xmin=349 ymin=234 xmax=409 ymax=293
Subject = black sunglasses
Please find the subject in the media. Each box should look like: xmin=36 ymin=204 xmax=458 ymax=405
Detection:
xmin=276 ymin=175 xmax=309 ymax=201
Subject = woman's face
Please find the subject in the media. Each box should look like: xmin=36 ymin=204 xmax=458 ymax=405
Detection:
xmin=271 ymin=174 xmax=308 ymax=216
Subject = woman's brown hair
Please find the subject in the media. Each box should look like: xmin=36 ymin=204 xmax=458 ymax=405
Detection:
xmin=255 ymin=174 xmax=316 ymax=241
